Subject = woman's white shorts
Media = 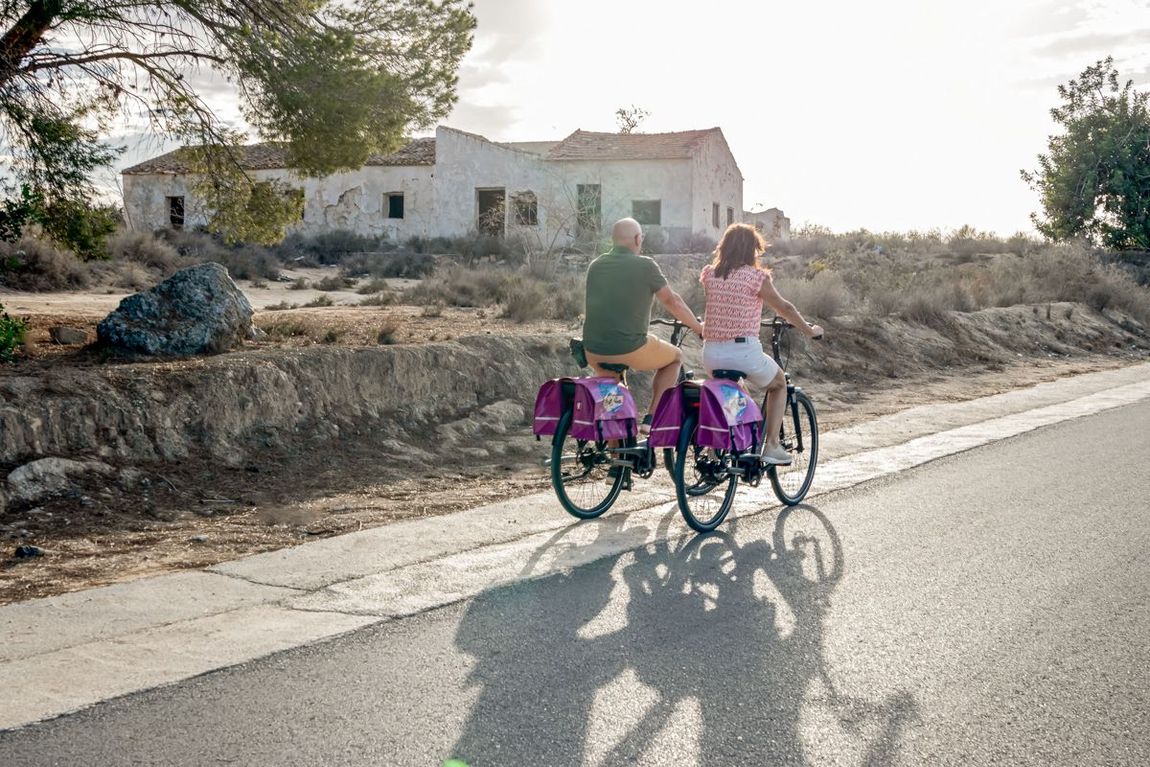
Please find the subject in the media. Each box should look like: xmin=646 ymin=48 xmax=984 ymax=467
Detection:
xmin=701 ymin=338 xmax=781 ymax=388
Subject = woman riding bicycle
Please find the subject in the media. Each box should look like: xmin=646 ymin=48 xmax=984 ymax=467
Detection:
xmin=700 ymin=223 xmax=824 ymax=465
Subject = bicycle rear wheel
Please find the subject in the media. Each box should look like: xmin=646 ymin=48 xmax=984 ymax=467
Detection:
xmin=550 ymin=410 xmax=624 ymax=519
xmin=673 ymin=412 xmax=738 ymax=532
xmin=768 ymin=390 xmax=818 ymax=506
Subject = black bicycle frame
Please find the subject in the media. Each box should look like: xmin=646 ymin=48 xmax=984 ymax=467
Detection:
xmin=767 ymin=320 xmax=806 ymax=455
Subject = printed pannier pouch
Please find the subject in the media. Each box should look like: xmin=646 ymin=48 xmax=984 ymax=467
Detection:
xmin=533 ymin=377 xmax=639 ymax=442
xmin=696 ymin=378 xmax=764 ymax=453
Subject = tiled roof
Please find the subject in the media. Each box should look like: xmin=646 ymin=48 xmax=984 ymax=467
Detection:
xmin=503 ymin=140 xmax=561 ymax=156
xmin=122 ymin=138 xmax=436 ymax=175
xmin=545 ymin=128 xmax=720 ymax=161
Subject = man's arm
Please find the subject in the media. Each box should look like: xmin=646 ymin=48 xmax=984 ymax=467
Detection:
xmin=655 ymin=286 xmax=704 ymax=336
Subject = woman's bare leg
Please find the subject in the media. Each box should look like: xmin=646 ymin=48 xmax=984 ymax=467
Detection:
xmin=763 ymin=370 xmax=788 ymax=448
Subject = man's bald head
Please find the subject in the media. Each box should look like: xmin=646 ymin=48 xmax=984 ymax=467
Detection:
xmin=612 ymin=218 xmax=643 ymax=253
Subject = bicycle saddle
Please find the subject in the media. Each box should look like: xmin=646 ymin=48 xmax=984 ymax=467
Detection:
xmin=710 ymin=369 xmax=746 ymax=382
xmin=600 ymin=363 xmax=630 ymax=374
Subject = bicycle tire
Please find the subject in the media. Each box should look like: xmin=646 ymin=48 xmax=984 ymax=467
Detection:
xmin=768 ymin=390 xmax=818 ymax=506
xmin=550 ymin=409 xmax=624 ymax=519
xmin=673 ymin=411 xmax=738 ymax=532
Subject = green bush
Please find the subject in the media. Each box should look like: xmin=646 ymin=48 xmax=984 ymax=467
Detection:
xmin=0 ymin=302 xmax=28 ymax=360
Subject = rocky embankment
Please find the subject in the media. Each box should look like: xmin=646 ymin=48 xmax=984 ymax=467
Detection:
xmin=0 ymin=335 xmax=573 ymax=510
xmin=2 ymin=301 xmax=1147 ymax=515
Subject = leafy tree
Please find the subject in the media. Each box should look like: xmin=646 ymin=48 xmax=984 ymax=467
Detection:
xmin=0 ymin=1 xmax=476 ymax=244
xmin=1023 ymin=57 xmax=1150 ymax=250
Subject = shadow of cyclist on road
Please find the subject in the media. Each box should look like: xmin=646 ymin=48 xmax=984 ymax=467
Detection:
xmin=447 ymin=505 xmax=917 ymax=765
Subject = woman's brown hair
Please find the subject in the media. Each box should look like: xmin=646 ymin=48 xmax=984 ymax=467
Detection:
xmin=711 ymin=223 xmax=769 ymax=279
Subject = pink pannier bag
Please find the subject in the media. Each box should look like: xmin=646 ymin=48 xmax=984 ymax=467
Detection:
xmin=533 ymin=377 xmax=639 ymax=442
xmin=696 ymin=378 xmax=764 ymax=453
xmin=648 ymin=384 xmax=688 ymax=448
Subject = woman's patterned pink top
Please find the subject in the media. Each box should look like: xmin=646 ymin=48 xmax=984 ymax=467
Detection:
xmin=700 ymin=264 xmax=767 ymax=341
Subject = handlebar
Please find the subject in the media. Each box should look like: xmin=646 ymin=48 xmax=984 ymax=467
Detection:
xmin=649 ymin=317 xmax=700 ymax=328
xmin=652 ymin=316 xmax=822 ymax=340
xmin=764 ymin=316 xmax=824 ymax=340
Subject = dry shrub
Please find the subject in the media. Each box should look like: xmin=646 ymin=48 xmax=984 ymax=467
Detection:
xmin=357 ymin=277 xmax=391 ymax=294
xmin=302 ymin=294 xmax=334 ymax=308
xmin=500 ymin=278 xmax=551 ymax=322
xmin=111 ymin=262 xmax=153 ymax=290
xmin=265 ymin=301 xmax=298 ymax=311
xmin=406 ymin=266 xmax=513 ymax=307
xmin=259 ymin=317 xmax=313 ymax=339
xmin=106 ymin=230 xmax=181 ymax=271
xmin=901 ymin=291 xmax=953 ymax=327
xmin=289 ymin=277 xmax=309 ymax=290
xmin=500 ymin=272 xmax=584 ymax=323
xmin=774 ymin=270 xmax=852 ymax=319
xmin=865 ymin=288 xmax=902 ymax=317
xmin=0 ymin=236 xmax=90 ymax=291
xmin=1085 ymin=268 xmax=1150 ymax=324
xmin=213 ymin=246 xmax=280 ymax=280
xmin=314 ymin=274 xmax=353 ymax=291
xmin=358 ymin=291 xmax=397 ymax=307
xmin=420 ymin=301 xmax=445 ymax=318
xmin=341 ymin=251 xmax=435 ymax=278
xmin=377 ymin=319 xmax=400 ymax=345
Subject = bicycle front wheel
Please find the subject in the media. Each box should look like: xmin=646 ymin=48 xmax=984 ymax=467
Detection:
xmin=673 ymin=412 xmax=738 ymax=532
xmin=550 ymin=410 xmax=624 ymax=519
xmin=768 ymin=390 xmax=818 ymax=506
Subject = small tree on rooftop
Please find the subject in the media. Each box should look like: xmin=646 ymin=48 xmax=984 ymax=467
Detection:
xmin=615 ymin=105 xmax=650 ymax=134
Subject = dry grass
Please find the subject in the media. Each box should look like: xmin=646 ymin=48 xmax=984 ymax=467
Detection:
xmin=649 ymin=232 xmax=1150 ymax=331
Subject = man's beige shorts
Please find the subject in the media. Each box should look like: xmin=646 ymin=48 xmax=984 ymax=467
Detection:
xmin=586 ymin=334 xmax=681 ymax=375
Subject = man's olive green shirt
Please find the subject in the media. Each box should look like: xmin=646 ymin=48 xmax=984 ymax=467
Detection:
xmin=582 ymin=246 xmax=669 ymax=355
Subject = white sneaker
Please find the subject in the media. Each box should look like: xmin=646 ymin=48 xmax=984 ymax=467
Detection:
xmin=761 ymin=444 xmax=793 ymax=466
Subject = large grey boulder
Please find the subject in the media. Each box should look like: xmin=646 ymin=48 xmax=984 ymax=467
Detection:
xmin=7 ymin=457 xmax=115 ymax=505
xmin=97 ymin=262 xmax=255 ymax=356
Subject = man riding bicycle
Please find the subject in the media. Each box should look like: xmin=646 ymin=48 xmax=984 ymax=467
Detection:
xmin=583 ymin=217 xmax=704 ymax=433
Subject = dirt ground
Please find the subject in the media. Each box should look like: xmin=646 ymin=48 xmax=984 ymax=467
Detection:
xmin=1 ymin=274 xmax=1147 ymax=604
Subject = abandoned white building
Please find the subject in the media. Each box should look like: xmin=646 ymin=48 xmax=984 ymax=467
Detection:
xmin=743 ymin=207 xmax=791 ymax=241
xmin=121 ymin=125 xmax=748 ymax=248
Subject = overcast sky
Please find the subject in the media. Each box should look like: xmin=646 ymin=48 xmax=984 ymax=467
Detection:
xmin=446 ymin=0 xmax=1150 ymax=235
xmin=106 ymin=0 xmax=1150 ymax=236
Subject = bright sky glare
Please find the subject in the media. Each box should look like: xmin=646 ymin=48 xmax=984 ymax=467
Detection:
xmin=448 ymin=0 xmax=1150 ymax=235
xmin=101 ymin=0 xmax=1150 ymax=236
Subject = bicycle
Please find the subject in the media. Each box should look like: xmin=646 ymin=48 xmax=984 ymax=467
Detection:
xmin=542 ymin=318 xmax=694 ymax=520
xmin=671 ymin=317 xmax=820 ymax=532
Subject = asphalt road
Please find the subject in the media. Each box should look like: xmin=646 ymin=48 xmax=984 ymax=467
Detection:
xmin=2 ymin=400 xmax=1148 ymax=766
